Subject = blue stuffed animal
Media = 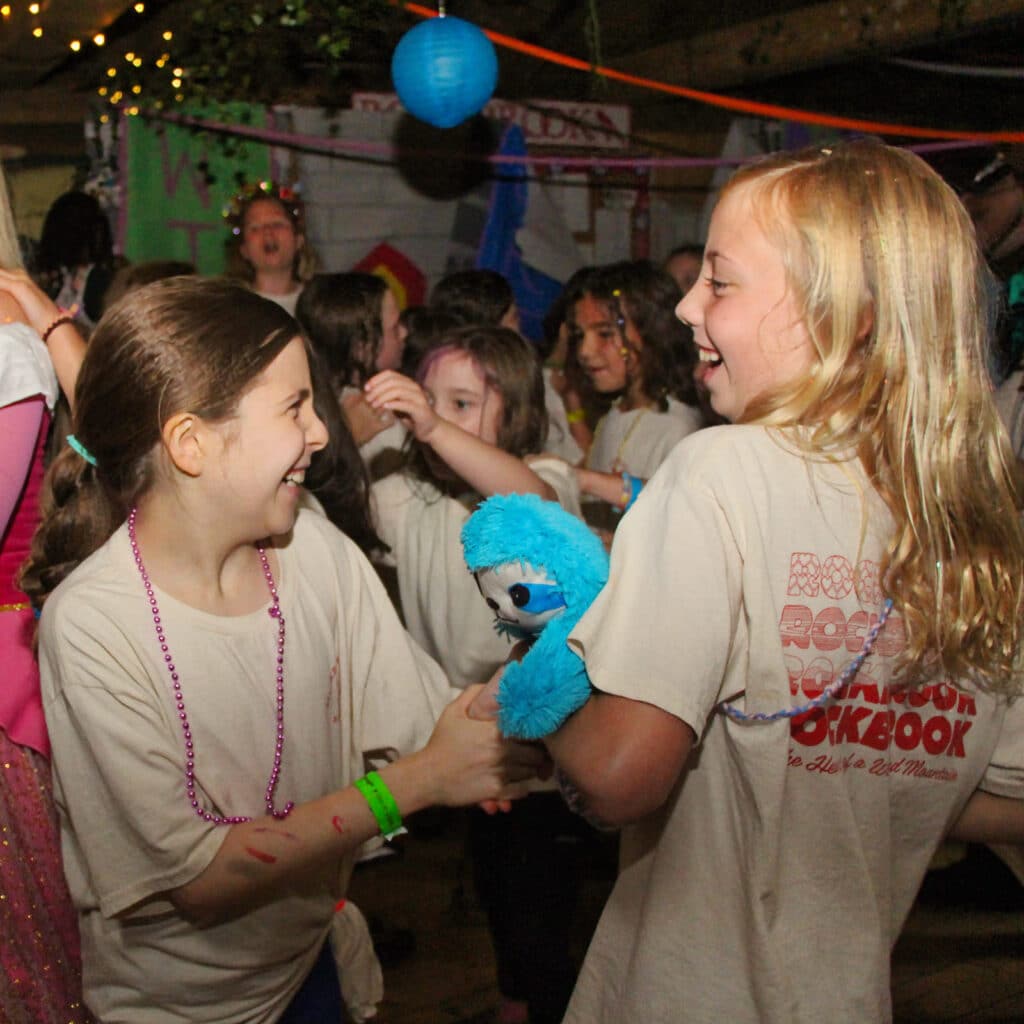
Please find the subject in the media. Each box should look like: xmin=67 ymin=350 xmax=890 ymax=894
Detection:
xmin=461 ymin=493 xmax=609 ymax=739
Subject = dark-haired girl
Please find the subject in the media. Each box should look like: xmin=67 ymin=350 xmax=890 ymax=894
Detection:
xmin=568 ymin=260 xmax=705 ymax=530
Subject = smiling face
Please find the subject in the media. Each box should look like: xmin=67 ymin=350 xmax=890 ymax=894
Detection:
xmin=206 ymin=336 xmax=328 ymax=538
xmin=421 ymin=348 xmax=504 ymax=444
xmin=571 ymin=293 xmax=634 ymax=395
xmin=676 ymin=182 xmax=815 ymax=422
xmin=240 ymin=197 xmax=302 ymax=278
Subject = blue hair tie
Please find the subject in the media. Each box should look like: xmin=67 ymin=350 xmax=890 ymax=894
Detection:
xmin=66 ymin=434 xmax=98 ymax=467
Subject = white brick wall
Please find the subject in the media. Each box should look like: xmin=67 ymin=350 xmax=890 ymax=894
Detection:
xmin=273 ymin=106 xmax=461 ymax=290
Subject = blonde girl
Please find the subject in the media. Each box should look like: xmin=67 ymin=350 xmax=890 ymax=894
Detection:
xmin=21 ymin=278 xmax=540 ymax=1024
xmin=531 ymin=140 xmax=1024 ymax=1023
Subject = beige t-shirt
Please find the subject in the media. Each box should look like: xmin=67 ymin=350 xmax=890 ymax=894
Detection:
xmin=565 ymin=425 xmax=1024 ymax=1024
xmin=586 ymin=396 xmax=703 ymax=478
xmin=542 ymin=367 xmax=585 ymax=465
xmin=371 ymin=457 xmax=581 ymax=689
xmin=994 ymin=368 xmax=1024 ymax=459
xmin=40 ymin=509 xmax=454 ymax=1024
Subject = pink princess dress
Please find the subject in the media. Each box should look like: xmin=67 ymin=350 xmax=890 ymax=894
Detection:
xmin=0 ymin=322 xmax=93 ymax=1023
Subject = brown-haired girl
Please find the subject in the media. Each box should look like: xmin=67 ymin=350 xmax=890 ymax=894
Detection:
xmin=568 ymin=259 xmax=705 ymax=530
xmin=21 ymin=277 xmax=541 ymax=1024
xmin=365 ymin=325 xmax=590 ymax=1024
xmin=364 ymin=325 xmax=576 ymax=687
xmin=296 ymin=271 xmax=406 ymax=479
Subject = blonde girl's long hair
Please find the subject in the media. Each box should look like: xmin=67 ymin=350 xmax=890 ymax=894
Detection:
xmin=0 ymin=160 xmax=24 ymax=270
xmin=730 ymin=139 xmax=1023 ymax=694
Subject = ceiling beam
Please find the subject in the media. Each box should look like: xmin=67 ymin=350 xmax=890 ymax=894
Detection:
xmin=611 ymin=0 xmax=1024 ymax=92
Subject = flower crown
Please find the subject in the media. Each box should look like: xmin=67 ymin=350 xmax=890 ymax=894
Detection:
xmin=223 ymin=180 xmax=304 ymax=236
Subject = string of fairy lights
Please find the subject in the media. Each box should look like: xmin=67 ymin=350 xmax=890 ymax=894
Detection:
xmin=0 ymin=2 xmax=183 ymax=122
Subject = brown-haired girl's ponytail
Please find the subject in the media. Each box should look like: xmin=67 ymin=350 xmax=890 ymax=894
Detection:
xmin=17 ymin=446 xmax=125 ymax=610
xmin=18 ymin=275 xmax=299 ymax=611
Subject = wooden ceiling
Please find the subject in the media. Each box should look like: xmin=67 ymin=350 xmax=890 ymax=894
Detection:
xmin=0 ymin=0 xmax=1020 ymax=160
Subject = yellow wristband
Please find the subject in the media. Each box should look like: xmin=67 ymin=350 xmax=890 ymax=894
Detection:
xmin=565 ymin=408 xmax=586 ymax=424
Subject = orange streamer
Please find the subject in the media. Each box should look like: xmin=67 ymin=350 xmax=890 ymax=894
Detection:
xmin=398 ymin=2 xmax=1024 ymax=144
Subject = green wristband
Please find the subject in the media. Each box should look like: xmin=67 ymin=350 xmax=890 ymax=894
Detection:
xmin=354 ymin=771 xmax=405 ymax=841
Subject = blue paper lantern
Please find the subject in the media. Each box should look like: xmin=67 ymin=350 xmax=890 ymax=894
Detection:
xmin=391 ymin=15 xmax=499 ymax=130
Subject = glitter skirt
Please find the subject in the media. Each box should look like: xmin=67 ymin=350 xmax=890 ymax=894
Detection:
xmin=0 ymin=728 xmax=93 ymax=1023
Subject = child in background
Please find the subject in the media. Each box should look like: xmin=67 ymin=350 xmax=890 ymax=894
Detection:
xmin=527 ymin=140 xmax=1024 ymax=1022
xmin=365 ymin=325 xmax=592 ymax=1024
xmin=398 ymin=304 xmax=463 ymax=378
xmin=430 ymin=267 xmax=521 ymax=332
xmin=537 ymin=266 xmax=600 ymax=465
xmin=101 ymin=259 xmax=196 ymax=314
xmin=296 ymin=271 xmax=407 ymax=480
xmin=431 ymin=267 xmax=588 ymax=467
xmin=225 ymin=181 xmax=316 ymax=316
xmin=34 ymin=190 xmax=118 ymax=334
xmin=302 ymin=341 xmax=385 ymax=558
xmin=568 ymin=260 xmax=704 ymax=532
xmin=365 ymin=325 xmax=577 ymax=687
xmin=21 ymin=278 xmax=541 ymax=1024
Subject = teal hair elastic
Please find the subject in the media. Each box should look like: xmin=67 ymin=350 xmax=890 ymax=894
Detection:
xmin=66 ymin=434 xmax=98 ymax=467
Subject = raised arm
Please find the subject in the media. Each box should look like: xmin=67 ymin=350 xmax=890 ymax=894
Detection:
xmin=364 ymin=369 xmax=556 ymax=500
xmin=0 ymin=268 xmax=85 ymax=409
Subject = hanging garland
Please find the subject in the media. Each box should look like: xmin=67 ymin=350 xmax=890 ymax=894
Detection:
xmin=99 ymin=0 xmax=391 ymax=113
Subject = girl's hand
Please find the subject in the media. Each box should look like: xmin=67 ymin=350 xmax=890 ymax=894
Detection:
xmin=0 ymin=268 xmax=63 ymax=337
xmin=422 ymin=686 xmax=545 ymax=807
xmin=341 ymin=390 xmax=395 ymax=447
xmin=364 ymin=370 xmax=440 ymax=442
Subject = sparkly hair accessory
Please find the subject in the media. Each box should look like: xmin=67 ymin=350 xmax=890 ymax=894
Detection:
xmin=223 ymin=180 xmax=304 ymax=236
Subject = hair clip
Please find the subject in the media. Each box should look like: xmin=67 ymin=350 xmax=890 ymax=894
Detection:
xmin=609 ymin=288 xmax=627 ymax=335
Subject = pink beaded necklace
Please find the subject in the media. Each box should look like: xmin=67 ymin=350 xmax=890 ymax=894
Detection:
xmin=127 ymin=506 xmax=294 ymax=824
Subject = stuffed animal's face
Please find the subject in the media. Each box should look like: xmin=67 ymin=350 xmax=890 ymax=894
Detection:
xmin=474 ymin=561 xmax=567 ymax=635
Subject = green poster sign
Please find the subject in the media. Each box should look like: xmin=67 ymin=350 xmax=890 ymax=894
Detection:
xmin=123 ymin=105 xmax=271 ymax=276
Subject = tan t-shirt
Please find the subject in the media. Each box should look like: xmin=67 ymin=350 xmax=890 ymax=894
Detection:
xmin=565 ymin=425 xmax=1024 ymax=1024
xmin=40 ymin=509 xmax=454 ymax=1024
xmin=586 ymin=396 xmax=703 ymax=478
xmin=371 ymin=458 xmax=581 ymax=689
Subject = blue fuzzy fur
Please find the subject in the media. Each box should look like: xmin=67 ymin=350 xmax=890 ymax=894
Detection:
xmin=461 ymin=493 xmax=609 ymax=739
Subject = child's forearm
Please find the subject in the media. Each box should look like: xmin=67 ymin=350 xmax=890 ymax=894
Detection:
xmin=169 ymin=688 xmax=543 ymax=926
xmin=947 ymin=790 xmax=1024 ymax=844
xmin=429 ymin=419 xmax=555 ymax=500
xmin=577 ymin=467 xmax=643 ymax=509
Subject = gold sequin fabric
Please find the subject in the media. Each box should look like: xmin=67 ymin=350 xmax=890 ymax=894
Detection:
xmin=0 ymin=729 xmax=94 ymax=1023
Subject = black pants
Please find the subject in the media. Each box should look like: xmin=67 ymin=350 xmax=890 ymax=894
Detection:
xmin=467 ymin=792 xmax=610 ymax=1024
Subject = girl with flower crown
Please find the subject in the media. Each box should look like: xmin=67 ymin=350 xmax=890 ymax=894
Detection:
xmin=16 ymin=276 xmax=542 ymax=1024
xmin=226 ymin=181 xmax=317 ymax=317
